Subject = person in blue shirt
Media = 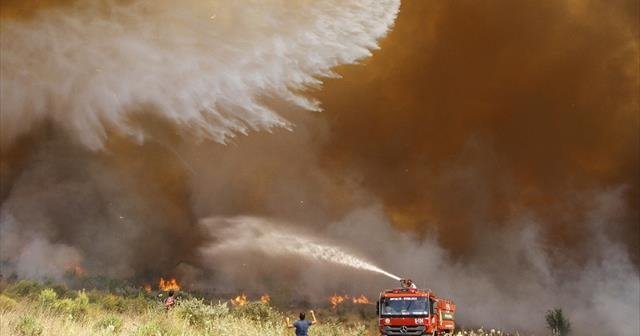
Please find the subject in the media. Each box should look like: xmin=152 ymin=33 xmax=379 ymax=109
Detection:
xmin=287 ymin=310 xmax=318 ymax=336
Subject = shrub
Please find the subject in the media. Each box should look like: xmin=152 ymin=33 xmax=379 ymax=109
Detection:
xmin=53 ymin=290 xmax=89 ymax=320
xmin=94 ymin=314 xmax=124 ymax=333
xmin=234 ymin=301 xmax=280 ymax=322
xmin=4 ymin=280 xmax=42 ymax=298
xmin=546 ymin=308 xmax=571 ymax=336
xmin=175 ymin=298 xmax=228 ymax=328
xmin=41 ymin=281 xmax=71 ymax=298
xmin=133 ymin=320 xmax=179 ymax=336
xmin=14 ymin=316 xmax=43 ymax=336
xmin=0 ymin=294 xmax=17 ymax=311
xmin=100 ymin=294 xmax=126 ymax=313
xmin=53 ymin=298 xmax=74 ymax=313
xmin=38 ymin=288 xmax=58 ymax=307
xmin=76 ymin=290 xmax=89 ymax=305
xmin=87 ymin=289 xmax=105 ymax=303
xmin=125 ymin=295 xmax=152 ymax=314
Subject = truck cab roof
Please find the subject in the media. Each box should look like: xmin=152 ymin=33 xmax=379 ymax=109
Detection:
xmin=380 ymin=288 xmax=434 ymax=298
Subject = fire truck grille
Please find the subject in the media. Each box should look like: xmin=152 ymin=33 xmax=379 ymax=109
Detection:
xmin=383 ymin=325 xmax=426 ymax=335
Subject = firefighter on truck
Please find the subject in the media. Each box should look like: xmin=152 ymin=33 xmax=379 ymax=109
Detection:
xmin=377 ymin=279 xmax=456 ymax=336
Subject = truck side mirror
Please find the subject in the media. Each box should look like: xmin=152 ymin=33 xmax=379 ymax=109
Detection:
xmin=376 ymin=301 xmax=380 ymax=315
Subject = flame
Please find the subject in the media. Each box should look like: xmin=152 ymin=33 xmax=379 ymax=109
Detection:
xmin=159 ymin=277 xmax=181 ymax=291
xmin=231 ymin=293 xmax=248 ymax=306
xmin=352 ymin=295 xmax=373 ymax=305
xmin=329 ymin=294 xmax=373 ymax=308
xmin=142 ymin=284 xmax=152 ymax=293
xmin=330 ymin=294 xmax=349 ymax=309
xmin=260 ymin=294 xmax=271 ymax=305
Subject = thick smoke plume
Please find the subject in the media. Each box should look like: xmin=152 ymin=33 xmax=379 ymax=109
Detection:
xmin=201 ymin=197 xmax=638 ymax=335
xmin=1 ymin=0 xmax=638 ymax=335
xmin=0 ymin=0 xmax=399 ymax=274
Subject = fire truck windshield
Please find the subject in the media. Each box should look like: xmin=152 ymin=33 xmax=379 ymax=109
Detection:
xmin=380 ymin=297 xmax=429 ymax=316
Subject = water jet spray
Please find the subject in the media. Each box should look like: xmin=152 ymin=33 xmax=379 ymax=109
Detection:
xmin=201 ymin=216 xmax=401 ymax=281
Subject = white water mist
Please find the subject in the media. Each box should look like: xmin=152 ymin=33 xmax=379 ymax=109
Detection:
xmin=0 ymin=0 xmax=400 ymax=149
xmin=200 ymin=216 xmax=401 ymax=281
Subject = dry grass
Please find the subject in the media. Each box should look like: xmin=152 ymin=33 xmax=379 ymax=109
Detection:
xmin=0 ymin=290 xmax=368 ymax=336
xmin=0 ymin=281 xmax=521 ymax=336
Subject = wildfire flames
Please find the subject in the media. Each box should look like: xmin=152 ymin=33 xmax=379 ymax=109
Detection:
xmin=330 ymin=294 xmax=348 ymax=309
xmin=231 ymin=293 xmax=248 ymax=306
xmin=351 ymin=294 xmax=373 ymax=305
xmin=260 ymin=294 xmax=271 ymax=305
xmin=159 ymin=277 xmax=181 ymax=292
xmin=229 ymin=293 xmax=270 ymax=306
xmin=330 ymin=294 xmax=373 ymax=309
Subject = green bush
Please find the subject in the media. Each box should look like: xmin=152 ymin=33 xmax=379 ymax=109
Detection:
xmin=53 ymin=290 xmax=89 ymax=320
xmin=93 ymin=314 xmax=124 ymax=333
xmin=87 ymin=289 xmax=105 ymax=303
xmin=0 ymin=294 xmax=17 ymax=311
xmin=175 ymin=298 xmax=228 ymax=328
xmin=38 ymin=288 xmax=58 ymax=307
xmin=234 ymin=301 xmax=280 ymax=322
xmin=100 ymin=294 xmax=126 ymax=313
xmin=546 ymin=308 xmax=571 ymax=336
xmin=41 ymin=281 xmax=71 ymax=298
xmin=76 ymin=290 xmax=89 ymax=305
xmin=4 ymin=280 xmax=42 ymax=298
xmin=133 ymin=320 xmax=179 ymax=336
xmin=53 ymin=298 xmax=74 ymax=313
xmin=14 ymin=316 xmax=43 ymax=336
xmin=125 ymin=295 xmax=152 ymax=314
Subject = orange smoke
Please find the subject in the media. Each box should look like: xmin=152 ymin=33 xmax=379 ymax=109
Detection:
xmin=158 ymin=277 xmax=181 ymax=292
xmin=231 ymin=293 xmax=248 ymax=306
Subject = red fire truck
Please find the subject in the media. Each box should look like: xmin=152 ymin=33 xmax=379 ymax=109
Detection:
xmin=377 ymin=280 xmax=456 ymax=336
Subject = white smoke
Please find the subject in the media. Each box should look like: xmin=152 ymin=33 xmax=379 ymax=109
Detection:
xmin=199 ymin=193 xmax=639 ymax=336
xmin=0 ymin=0 xmax=400 ymax=149
xmin=0 ymin=212 xmax=83 ymax=279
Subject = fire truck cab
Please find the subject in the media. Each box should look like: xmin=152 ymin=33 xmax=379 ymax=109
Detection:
xmin=377 ymin=280 xmax=456 ymax=336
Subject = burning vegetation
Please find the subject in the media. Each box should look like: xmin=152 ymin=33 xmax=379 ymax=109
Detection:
xmin=158 ymin=278 xmax=181 ymax=292
xmin=229 ymin=293 xmax=271 ymax=306
xmin=330 ymin=294 xmax=374 ymax=309
xmin=260 ymin=294 xmax=271 ymax=305
xmin=231 ymin=293 xmax=248 ymax=306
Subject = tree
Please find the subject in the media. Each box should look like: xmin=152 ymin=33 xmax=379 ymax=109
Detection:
xmin=545 ymin=308 xmax=571 ymax=336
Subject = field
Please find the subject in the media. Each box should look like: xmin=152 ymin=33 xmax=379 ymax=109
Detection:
xmin=0 ymin=280 xmax=516 ymax=336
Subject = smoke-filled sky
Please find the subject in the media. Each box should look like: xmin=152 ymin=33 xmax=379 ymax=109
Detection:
xmin=1 ymin=0 xmax=638 ymax=334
